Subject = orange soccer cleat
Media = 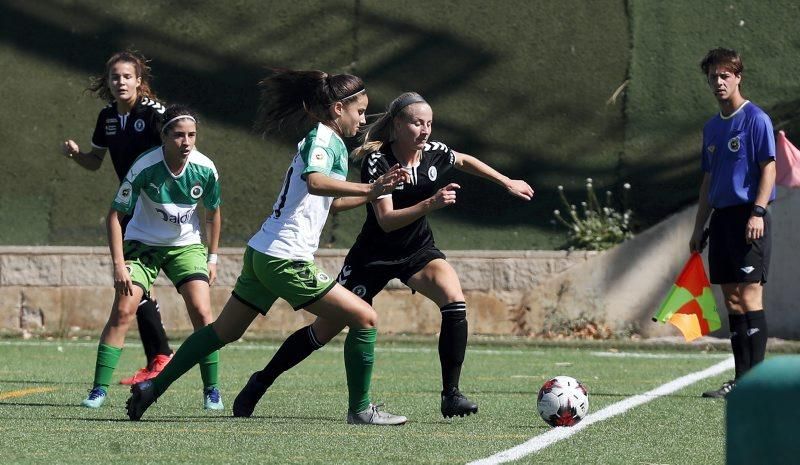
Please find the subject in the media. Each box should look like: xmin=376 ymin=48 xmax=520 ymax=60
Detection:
xmin=119 ymin=354 xmax=173 ymax=385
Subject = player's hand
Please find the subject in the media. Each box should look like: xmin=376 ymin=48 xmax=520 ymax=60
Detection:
xmin=429 ymin=183 xmax=460 ymax=210
xmin=62 ymin=140 xmax=79 ymax=159
xmin=746 ymin=215 xmax=764 ymax=243
xmin=113 ymin=263 xmax=134 ymax=296
xmin=368 ymin=164 xmax=411 ymax=200
xmin=208 ymin=263 xmax=217 ymax=286
xmin=689 ymin=228 xmax=705 ymax=253
xmin=505 ymin=179 xmax=534 ymax=200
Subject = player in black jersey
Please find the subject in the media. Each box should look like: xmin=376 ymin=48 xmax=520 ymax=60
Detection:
xmin=61 ymin=51 xmax=174 ymax=385
xmin=233 ymin=92 xmax=533 ymax=419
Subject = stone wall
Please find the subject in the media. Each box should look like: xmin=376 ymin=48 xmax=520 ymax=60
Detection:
xmin=0 ymin=247 xmax=595 ymax=337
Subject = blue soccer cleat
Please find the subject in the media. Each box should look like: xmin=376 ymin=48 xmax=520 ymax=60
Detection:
xmin=81 ymin=386 xmax=107 ymax=408
xmin=204 ymin=386 xmax=224 ymax=410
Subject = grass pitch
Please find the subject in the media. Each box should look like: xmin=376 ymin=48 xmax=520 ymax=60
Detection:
xmin=0 ymin=338 xmax=734 ymax=464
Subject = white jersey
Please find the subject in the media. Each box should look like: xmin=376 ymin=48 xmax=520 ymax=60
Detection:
xmin=248 ymin=123 xmax=348 ymax=261
xmin=112 ymin=146 xmax=221 ymax=246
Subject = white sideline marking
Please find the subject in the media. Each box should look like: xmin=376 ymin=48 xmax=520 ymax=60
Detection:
xmin=0 ymin=340 xmax=541 ymax=356
xmin=466 ymin=357 xmax=734 ymax=465
xmin=590 ymin=351 xmax=729 ymax=360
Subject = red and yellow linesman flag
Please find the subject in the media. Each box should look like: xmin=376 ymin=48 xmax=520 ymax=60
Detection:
xmin=652 ymin=252 xmax=721 ymax=341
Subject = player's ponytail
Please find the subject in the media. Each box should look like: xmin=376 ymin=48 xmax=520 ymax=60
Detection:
xmin=352 ymin=92 xmax=427 ymax=161
xmin=254 ymin=69 xmax=365 ymax=136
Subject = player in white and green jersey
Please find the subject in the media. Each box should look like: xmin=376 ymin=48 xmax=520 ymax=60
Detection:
xmin=82 ymin=104 xmax=224 ymax=411
xmin=127 ymin=69 xmax=410 ymax=425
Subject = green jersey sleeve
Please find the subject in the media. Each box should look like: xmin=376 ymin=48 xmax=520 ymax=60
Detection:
xmin=111 ymin=171 xmax=143 ymax=214
xmin=203 ymin=171 xmax=221 ymax=210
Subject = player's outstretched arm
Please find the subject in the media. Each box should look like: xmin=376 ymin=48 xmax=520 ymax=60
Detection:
xmin=61 ymin=139 xmax=106 ymax=171
xmin=329 ymin=165 xmax=411 ymax=213
xmin=453 ymin=151 xmax=534 ymax=200
xmin=372 ymin=183 xmax=460 ymax=233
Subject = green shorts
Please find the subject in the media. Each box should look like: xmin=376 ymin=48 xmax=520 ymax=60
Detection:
xmin=232 ymin=247 xmax=336 ymax=314
xmin=123 ymin=241 xmax=209 ymax=293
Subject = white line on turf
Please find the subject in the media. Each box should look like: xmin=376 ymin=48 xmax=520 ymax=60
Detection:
xmin=590 ymin=351 xmax=729 ymax=359
xmin=466 ymin=357 xmax=735 ymax=465
xmin=0 ymin=340 xmax=543 ymax=356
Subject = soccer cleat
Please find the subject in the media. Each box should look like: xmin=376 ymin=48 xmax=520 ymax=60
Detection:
xmin=346 ymin=403 xmax=407 ymax=425
xmin=233 ymin=372 xmax=269 ymax=417
xmin=81 ymin=387 xmax=107 ymax=408
xmin=119 ymin=354 xmax=173 ymax=385
xmin=702 ymin=380 xmax=735 ymax=398
xmin=204 ymin=387 xmax=224 ymax=410
xmin=126 ymin=380 xmax=157 ymax=421
xmin=441 ymin=387 xmax=479 ymax=418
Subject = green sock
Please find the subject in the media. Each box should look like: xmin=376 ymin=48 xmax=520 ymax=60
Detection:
xmin=199 ymin=350 xmax=220 ymax=390
xmin=92 ymin=343 xmax=123 ymax=392
xmin=153 ymin=325 xmax=225 ymax=397
xmin=343 ymin=328 xmax=377 ymax=413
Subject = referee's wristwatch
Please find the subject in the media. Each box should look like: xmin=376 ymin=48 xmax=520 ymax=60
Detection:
xmin=752 ymin=205 xmax=767 ymax=217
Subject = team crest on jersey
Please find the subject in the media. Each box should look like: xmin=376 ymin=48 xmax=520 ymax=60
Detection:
xmin=352 ymin=284 xmax=367 ymax=297
xmin=134 ymin=118 xmax=145 ymax=132
xmin=310 ymin=147 xmax=328 ymax=168
xmin=428 ymin=166 xmax=438 ymax=181
xmin=316 ymin=272 xmax=330 ymax=283
xmin=190 ymin=184 xmax=204 ymax=199
xmin=728 ymin=136 xmax=741 ymax=152
xmin=115 ymin=181 xmax=133 ymax=205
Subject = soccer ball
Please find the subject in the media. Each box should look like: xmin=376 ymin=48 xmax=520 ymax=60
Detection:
xmin=537 ymin=375 xmax=589 ymax=427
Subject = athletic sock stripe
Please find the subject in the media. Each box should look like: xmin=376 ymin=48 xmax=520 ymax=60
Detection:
xmin=307 ymin=325 xmax=323 ymax=349
xmin=441 ymin=301 xmax=466 ymax=313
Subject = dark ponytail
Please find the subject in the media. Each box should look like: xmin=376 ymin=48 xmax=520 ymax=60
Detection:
xmin=254 ymin=68 xmax=365 ymax=135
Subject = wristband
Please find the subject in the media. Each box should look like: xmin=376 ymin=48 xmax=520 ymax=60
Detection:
xmin=751 ymin=205 xmax=767 ymax=217
xmin=207 ymin=253 xmax=218 ymax=264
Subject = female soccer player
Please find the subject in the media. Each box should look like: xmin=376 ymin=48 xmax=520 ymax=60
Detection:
xmin=126 ymin=69 xmax=410 ymax=425
xmin=233 ymin=92 xmax=534 ymax=419
xmin=62 ymin=50 xmax=174 ymax=385
xmin=81 ymin=104 xmax=223 ymax=410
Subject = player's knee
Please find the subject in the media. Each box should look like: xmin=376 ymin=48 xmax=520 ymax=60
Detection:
xmin=352 ymin=307 xmax=377 ymax=329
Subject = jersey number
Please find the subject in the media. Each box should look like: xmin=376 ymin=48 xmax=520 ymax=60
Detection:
xmin=273 ymin=167 xmax=294 ymax=218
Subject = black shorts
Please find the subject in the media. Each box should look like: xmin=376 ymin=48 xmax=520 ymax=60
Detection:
xmin=708 ymin=203 xmax=771 ymax=285
xmin=336 ymin=246 xmax=447 ymax=304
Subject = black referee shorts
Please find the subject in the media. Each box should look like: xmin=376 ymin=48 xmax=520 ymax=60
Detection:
xmin=336 ymin=247 xmax=446 ymax=304
xmin=708 ymin=203 xmax=771 ymax=285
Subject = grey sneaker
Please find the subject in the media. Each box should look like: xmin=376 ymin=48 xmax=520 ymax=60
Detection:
xmin=346 ymin=403 xmax=407 ymax=425
xmin=702 ymin=380 xmax=735 ymax=399
xmin=126 ymin=380 xmax=157 ymax=420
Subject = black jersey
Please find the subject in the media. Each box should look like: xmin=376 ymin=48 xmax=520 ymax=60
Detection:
xmin=91 ymin=96 xmax=165 ymax=181
xmin=351 ymin=141 xmax=457 ymax=261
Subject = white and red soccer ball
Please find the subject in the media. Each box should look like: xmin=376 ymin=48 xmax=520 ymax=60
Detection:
xmin=537 ymin=376 xmax=589 ymax=427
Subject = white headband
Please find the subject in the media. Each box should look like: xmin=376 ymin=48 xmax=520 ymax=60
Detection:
xmin=341 ymin=88 xmax=366 ymax=101
xmin=161 ymin=115 xmax=196 ymax=133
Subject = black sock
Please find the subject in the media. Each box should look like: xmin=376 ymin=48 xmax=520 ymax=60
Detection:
xmin=729 ymin=313 xmax=750 ymax=380
xmin=746 ymin=310 xmax=768 ymax=367
xmin=136 ymin=297 xmax=172 ymax=364
xmin=255 ymin=325 xmax=324 ymax=386
xmin=439 ymin=301 xmax=468 ymax=393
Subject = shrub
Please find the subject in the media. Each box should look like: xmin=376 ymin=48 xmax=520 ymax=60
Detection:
xmin=553 ymin=178 xmax=633 ymax=250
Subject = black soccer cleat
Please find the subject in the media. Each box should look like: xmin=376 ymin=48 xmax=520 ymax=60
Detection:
xmin=126 ymin=380 xmax=157 ymax=421
xmin=441 ymin=388 xmax=478 ymax=418
xmin=701 ymin=380 xmax=735 ymax=399
xmin=233 ymin=372 xmax=270 ymax=418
